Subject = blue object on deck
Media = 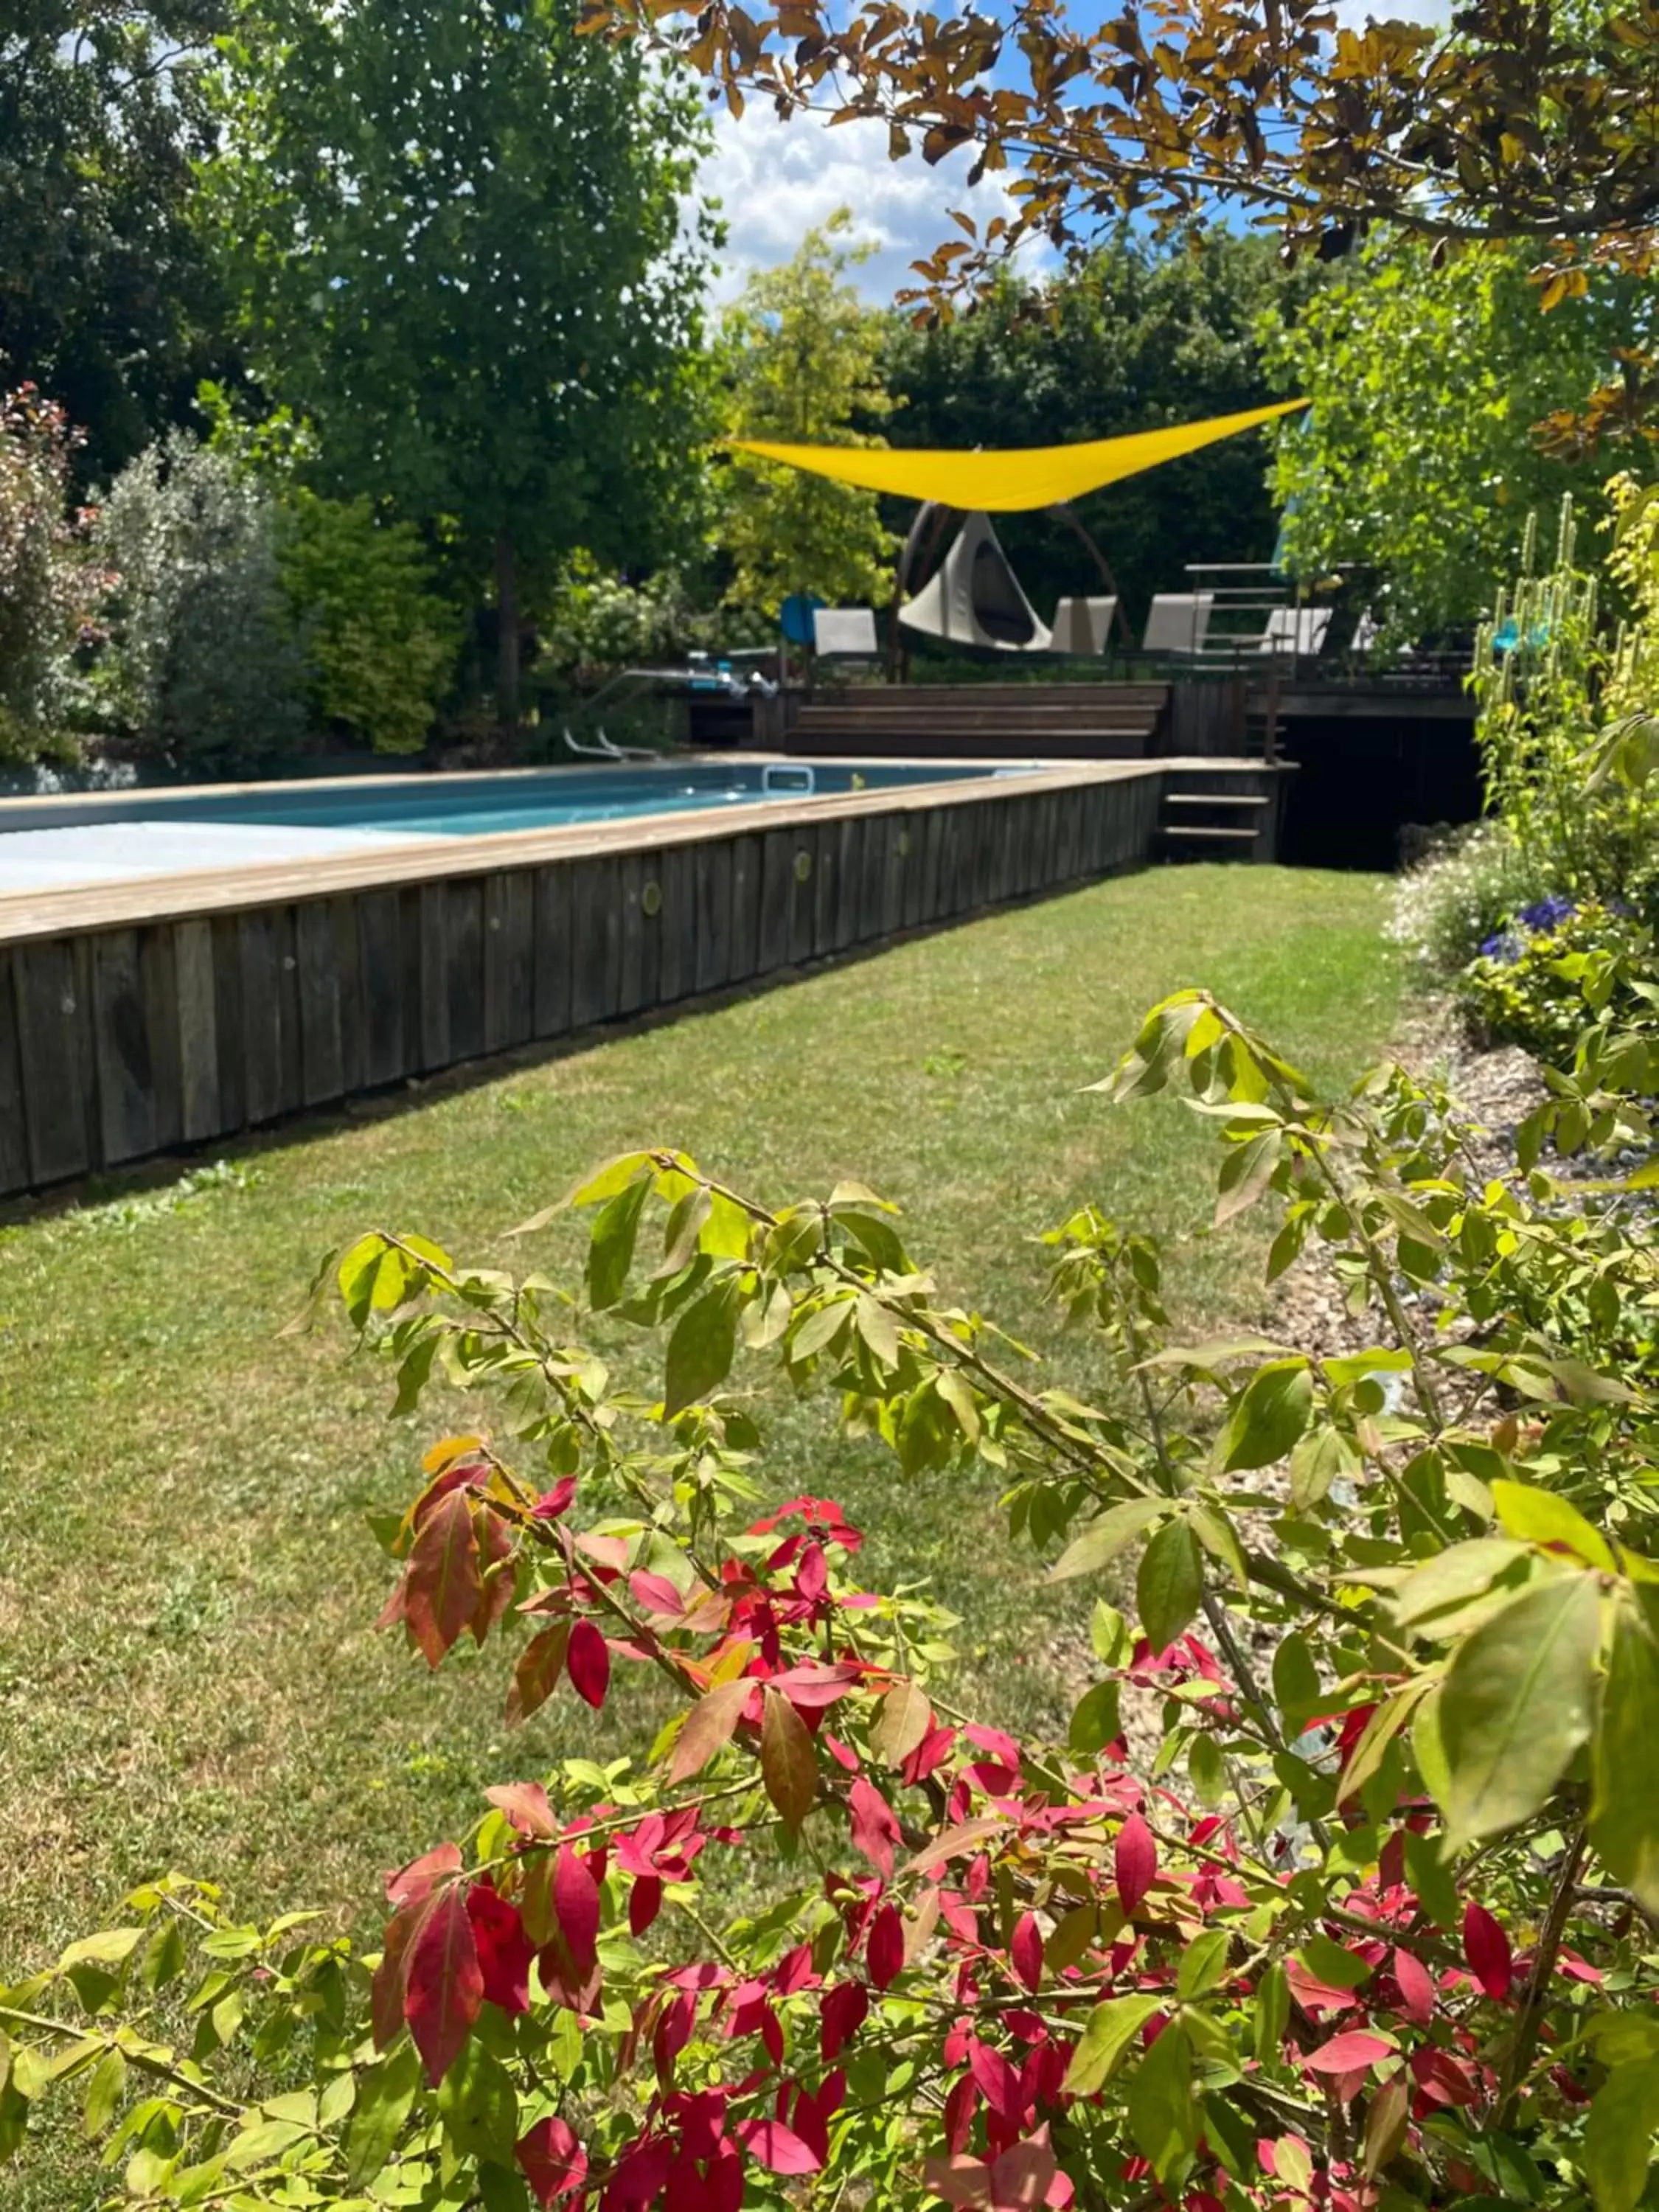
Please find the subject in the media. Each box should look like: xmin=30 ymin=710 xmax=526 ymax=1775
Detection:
xmin=779 ymin=594 xmax=826 ymax=646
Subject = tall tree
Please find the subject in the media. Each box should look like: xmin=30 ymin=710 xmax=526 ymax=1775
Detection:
xmin=0 ymin=1 xmax=234 ymax=477
xmin=720 ymin=213 xmax=897 ymax=622
xmin=1265 ymin=235 xmax=1647 ymax=643
xmin=880 ymin=232 xmax=1311 ymax=632
xmin=209 ymin=0 xmax=716 ymax=726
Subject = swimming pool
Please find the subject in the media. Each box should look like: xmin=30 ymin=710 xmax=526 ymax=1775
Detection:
xmin=0 ymin=759 xmax=1029 ymax=894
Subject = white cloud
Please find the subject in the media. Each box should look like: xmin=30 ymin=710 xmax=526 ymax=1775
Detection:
xmin=693 ymin=102 xmax=1047 ymax=308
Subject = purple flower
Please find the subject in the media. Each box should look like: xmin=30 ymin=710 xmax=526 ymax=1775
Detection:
xmin=1517 ymin=894 xmax=1576 ymax=932
xmin=1480 ymin=931 xmax=1523 ymax=964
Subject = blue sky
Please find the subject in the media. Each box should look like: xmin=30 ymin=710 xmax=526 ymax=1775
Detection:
xmin=697 ymin=0 xmax=1453 ymax=307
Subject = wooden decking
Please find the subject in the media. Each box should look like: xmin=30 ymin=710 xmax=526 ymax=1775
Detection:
xmin=785 ymin=683 xmax=1171 ymax=760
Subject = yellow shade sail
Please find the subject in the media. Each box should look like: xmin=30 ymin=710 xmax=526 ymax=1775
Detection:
xmin=730 ymin=397 xmax=1308 ymax=513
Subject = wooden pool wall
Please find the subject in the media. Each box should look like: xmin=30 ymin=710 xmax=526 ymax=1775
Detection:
xmin=0 ymin=761 xmax=1173 ymax=1197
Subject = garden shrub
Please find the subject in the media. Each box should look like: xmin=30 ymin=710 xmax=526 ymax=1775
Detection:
xmin=0 ymin=384 xmax=105 ymax=764
xmin=91 ymin=431 xmax=306 ymax=773
xmin=1388 ymin=820 xmax=1555 ymax=978
xmin=1401 ymin=492 xmax=1659 ymax=1042
xmin=279 ymin=489 xmax=464 ymax=756
xmin=1458 ymin=897 xmax=1657 ymax=1058
xmin=8 ymin=979 xmax=1659 ymax=2210
xmin=538 ymin=557 xmax=754 ymax=683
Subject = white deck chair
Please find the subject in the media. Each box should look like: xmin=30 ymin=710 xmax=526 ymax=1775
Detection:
xmin=812 ymin=607 xmax=880 ymax=658
xmin=1050 ymin=596 xmax=1117 ymax=655
xmin=1142 ymin=592 xmax=1214 ymax=657
xmin=1259 ymin=607 xmax=1332 ymax=658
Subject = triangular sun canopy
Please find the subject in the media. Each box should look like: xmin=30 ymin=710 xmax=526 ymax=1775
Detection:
xmin=900 ymin=511 xmax=1051 ymax=653
xmin=731 ymin=397 xmax=1307 ymax=513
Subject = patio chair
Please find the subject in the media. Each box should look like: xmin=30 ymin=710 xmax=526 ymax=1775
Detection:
xmin=812 ymin=606 xmax=880 ymax=659
xmin=1142 ymin=591 xmax=1214 ymax=658
xmin=1259 ymin=606 xmax=1333 ymax=659
xmin=1049 ymin=596 xmax=1118 ymax=656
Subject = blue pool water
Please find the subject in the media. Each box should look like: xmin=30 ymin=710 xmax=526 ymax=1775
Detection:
xmin=8 ymin=760 xmax=1006 ymax=841
xmin=1 ymin=760 xmax=1033 ymax=895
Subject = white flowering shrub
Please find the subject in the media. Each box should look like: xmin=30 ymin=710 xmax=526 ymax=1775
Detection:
xmin=1388 ymin=819 xmax=1555 ymax=975
xmin=91 ymin=432 xmax=306 ymax=771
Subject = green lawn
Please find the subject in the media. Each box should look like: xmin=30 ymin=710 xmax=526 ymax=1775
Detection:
xmin=0 ymin=863 xmax=1397 ymax=1981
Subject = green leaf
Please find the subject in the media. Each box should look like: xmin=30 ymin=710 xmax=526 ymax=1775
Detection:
xmin=1189 ymin=1503 xmax=1247 ymax=1588
xmin=1585 ymin=2059 xmax=1659 ymax=2212
xmin=1189 ymin=1731 xmax=1225 ymax=1807
xmin=1126 ymin=2024 xmax=1197 ymax=2185
xmin=1217 ymin=1361 xmax=1312 ymax=1472
xmin=1272 ymin=1632 xmax=1321 ymax=1731
xmin=664 ymin=1286 xmax=737 ymax=1416
xmin=1296 ymin=1934 xmax=1372 ymax=1991
xmin=436 ymin=2037 xmax=518 ymax=2168
xmin=855 ymin=1293 xmax=901 ymax=1368
xmin=1289 ymin=1427 xmax=1357 ymax=1514
xmin=1492 ymin=1478 xmax=1616 ymax=1572
xmin=1392 ymin=1539 xmax=1527 ymax=1628
xmin=1176 ymin=1929 xmax=1230 ymax=2001
xmin=1064 ymin=1994 xmax=1164 ymax=2096
xmin=1137 ymin=1517 xmax=1202 ymax=1655
xmin=1253 ymin=1961 xmax=1290 ymax=2067
xmin=1439 ymin=1571 xmax=1602 ymax=1843
xmin=81 ymin=2048 xmax=125 ymax=2138
xmin=1593 ymin=1593 xmax=1659 ymax=1913
xmin=1050 ymin=1497 xmax=1167 ymax=1582
xmin=585 ymin=1175 xmax=651 ymax=1311
xmin=1068 ymin=1681 xmax=1121 ymax=1757
xmin=345 ymin=2045 xmax=422 ymax=2188
xmin=1091 ymin=1601 xmax=1131 ymax=1666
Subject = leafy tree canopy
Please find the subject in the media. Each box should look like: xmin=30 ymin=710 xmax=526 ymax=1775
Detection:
xmin=590 ymin=0 xmax=1659 ymax=300
xmin=0 ymin=0 xmax=235 ymax=478
xmin=206 ymin=0 xmax=720 ymax=718
xmin=1265 ymin=235 xmax=1650 ymax=643
xmin=719 ymin=212 xmax=899 ymax=621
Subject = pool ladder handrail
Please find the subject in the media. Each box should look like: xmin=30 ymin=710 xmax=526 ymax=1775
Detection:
xmin=562 ymin=723 xmax=658 ymax=766
xmin=761 ymin=762 xmax=816 ymax=798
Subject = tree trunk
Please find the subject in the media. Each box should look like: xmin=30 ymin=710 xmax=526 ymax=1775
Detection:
xmin=495 ymin=527 xmax=520 ymax=734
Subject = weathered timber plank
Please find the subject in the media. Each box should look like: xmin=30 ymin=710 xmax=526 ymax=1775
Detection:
xmin=140 ymin=923 xmax=182 ymax=1150
xmin=729 ymin=835 xmax=760 ymax=983
xmin=484 ymin=872 xmax=535 ymax=1050
xmin=211 ymin=916 xmax=246 ymax=1133
xmin=571 ymin=857 xmax=622 ymax=1026
xmin=419 ymin=884 xmax=451 ymax=1070
xmin=619 ymin=856 xmax=646 ymax=1015
xmin=445 ymin=878 xmax=486 ymax=1065
xmin=92 ymin=929 xmax=155 ymax=1164
xmin=238 ymin=908 xmax=286 ymax=1125
xmin=15 ymin=940 xmax=97 ymax=1183
xmin=296 ymin=900 xmax=345 ymax=1107
xmin=0 ymin=949 xmax=29 ymax=1194
xmin=657 ymin=847 xmax=690 ymax=1004
xmin=174 ymin=918 xmax=220 ymax=1140
xmin=358 ymin=889 xmax=406 ymax=1087
xmin=533 ymin=865 xmax=572 ymax=1037
xmin=695 ymin=841 xmax=732 ymax=993
xmin=759 ymin=831 xmax=792 ymax=975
